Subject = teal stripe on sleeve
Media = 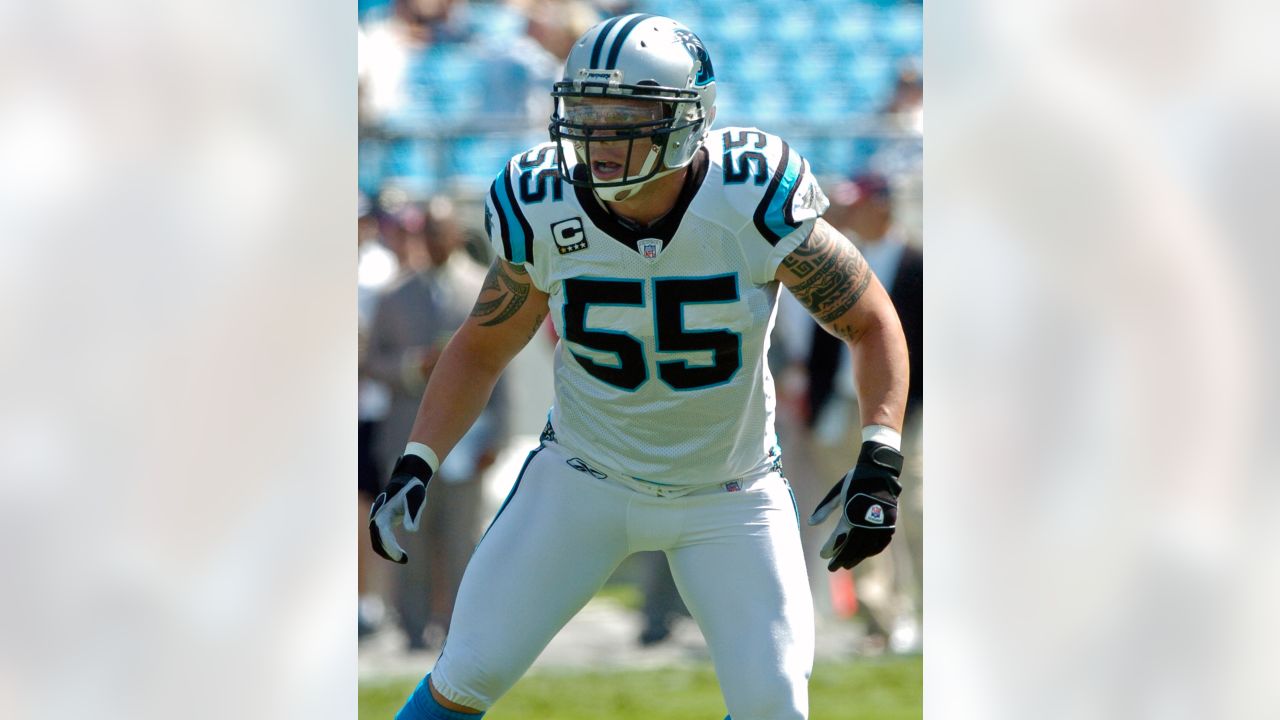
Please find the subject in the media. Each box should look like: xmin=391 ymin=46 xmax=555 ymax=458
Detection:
xmin=763 ymin=151 xmax=803 ymax=241
xmin=494 ymin=166 xmax=528 ymax=264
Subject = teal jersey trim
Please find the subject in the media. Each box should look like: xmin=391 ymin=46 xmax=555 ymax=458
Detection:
xmin=493 ymin=166 xmax=531 ymax=264
xmin=761 ymin=148 xmax=803 ymax=242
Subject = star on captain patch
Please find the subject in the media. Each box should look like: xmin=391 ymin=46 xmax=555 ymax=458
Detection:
xmin=638 ymin=239 xmax=660 ymax=259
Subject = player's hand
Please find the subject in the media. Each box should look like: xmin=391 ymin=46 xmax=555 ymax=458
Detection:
xmin=368 ymin=453 xmax=434 ymax=564
xmin=808 ymin=441 xmax=903 ymax=571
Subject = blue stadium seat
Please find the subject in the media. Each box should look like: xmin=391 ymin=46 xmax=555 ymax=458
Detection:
xmin=715 ymin=13 xmax=759 ymax=45
xmin=449 ymin=136 xmax=498 ymax=181
xmin=359 ymin=1 xmax=921 ymax=192
xmin=711 ymin=41 xmax=748 ymax=76
xmin=358 ymin=0 xmax=393 ymax=23
xmin=642 ymin=0 xmax=702 ymax=26
xmin=878 ymin=6 xmax=923 ymax=58
xmin=791 ymin=136 xmax=851 ymax=179
xmin=787 ymin=45 xmax=836 ymax=87
xmin=464 ymin=3 xmax=527 ymax=45
xmin=398 ymin=45 xmax=489 ymax=123
xmin=773 ymin=11 xmax=814 ymax=45
xmin=846 ymin=135 xmax=883 ymax=175
xmin=449 ymin=133 xmax=546 ymax=187
xmin=825 ymin=8 xmax=875 ymax=45
xmin=735 ymin=48 xmax=780 ymax=85
xmin=713 ymin=85 xmax=752 ymax=128
xmin=358 ymin=138 xmax=386 ymax=198
xmin=801 ymin=89 xmax=846 ymax=123
xmin=848 ymin=53 xmax=895 ymax=109
xmin=382 ymin=137 xmax=440 ymax=197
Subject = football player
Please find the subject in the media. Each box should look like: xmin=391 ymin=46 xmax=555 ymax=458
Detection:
xmin=370 ymin=14 xmax=909 ymax=720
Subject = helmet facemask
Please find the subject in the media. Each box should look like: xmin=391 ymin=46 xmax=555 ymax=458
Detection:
xmin=550 ymin=76 xmax=707 ymax=202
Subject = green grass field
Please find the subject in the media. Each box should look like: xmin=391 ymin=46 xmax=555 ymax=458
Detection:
xmin=360 ymin=657 xmax=921 ymax=719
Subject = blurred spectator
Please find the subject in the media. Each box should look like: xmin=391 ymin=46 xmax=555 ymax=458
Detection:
xmin=359 ymin=0 xmax=473 ymax=125
xmin=868 ymin=58 xmax=924 ymax=182
xmin=883 ymin=58 xmax=923 ymax=134
xmin=358 ymin=194 xmax=400 ymax=638
xmin=521 ymin=0 xmax=601 ymax=63
xmin=807 ymin=172 xmax=923 ymax=653
xmin=365 ymin=196 xmax=512 ymax=650
xmin=376 ymin=188 xmax=432 ymax=272
xmin=471 ymin=1 xmax=601 ymax=123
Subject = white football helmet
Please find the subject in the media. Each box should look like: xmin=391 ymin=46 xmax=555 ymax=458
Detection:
xmin=549 ymin=14 xmax=717 ymax=202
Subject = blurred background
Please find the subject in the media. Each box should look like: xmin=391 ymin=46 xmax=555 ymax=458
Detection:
xmin=357 ymin=0 xmax=922 ymax=204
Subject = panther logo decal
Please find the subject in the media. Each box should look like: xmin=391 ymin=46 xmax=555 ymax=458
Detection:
xmin=674 ymin=29 xmax=715 ymax=86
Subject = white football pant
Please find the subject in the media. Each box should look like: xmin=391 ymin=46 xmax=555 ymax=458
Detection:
xmin=430 ymin=439 xmax=814 ymax=720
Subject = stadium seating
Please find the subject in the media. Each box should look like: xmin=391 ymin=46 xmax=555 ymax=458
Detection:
xmin=359 ymin=0 xmax=921 ymax=194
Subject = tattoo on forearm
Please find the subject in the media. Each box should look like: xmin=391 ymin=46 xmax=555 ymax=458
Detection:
xmin=780 ymin=223 xmax=872 ymax=331
xmin=471 ymin=260 xmax=532 ymax=327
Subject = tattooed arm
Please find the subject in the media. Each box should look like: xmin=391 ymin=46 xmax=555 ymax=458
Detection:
xmin=775 ymin=218 xmax=908 ymax=431
xmin=406 ymin=257 xmax=550 ymax=461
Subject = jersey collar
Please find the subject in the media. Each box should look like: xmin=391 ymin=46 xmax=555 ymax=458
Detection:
xmin=574 ymin=147 xmax=709 ymax=253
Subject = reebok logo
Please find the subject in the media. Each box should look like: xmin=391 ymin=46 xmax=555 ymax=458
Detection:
xmin=566 ymin=457 xmax=607 ymax=479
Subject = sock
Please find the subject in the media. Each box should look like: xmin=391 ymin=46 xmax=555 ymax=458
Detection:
xmin=396 ymin=674 xmax=484 ymax=720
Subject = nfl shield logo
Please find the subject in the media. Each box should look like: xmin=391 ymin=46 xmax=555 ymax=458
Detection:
xmin=865 ymin=504 xmax=884 ymax=524
xmin=638 ymin=239 xmax=660 ymax=259
xmin=724 ymin=480 xmax=741 ymax=493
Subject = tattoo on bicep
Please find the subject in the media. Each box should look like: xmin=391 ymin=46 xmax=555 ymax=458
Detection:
xmin=781 ymin=223 xmax=872 ymax=329
xmin=471 ymin=260 xmax=533 ymax=327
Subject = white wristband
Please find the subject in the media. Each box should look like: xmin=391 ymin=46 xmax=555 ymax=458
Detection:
xmin=861 ymin=425 xmax=902 ymax=451
xmin=404 ymin=442 xmax=441 ymax=475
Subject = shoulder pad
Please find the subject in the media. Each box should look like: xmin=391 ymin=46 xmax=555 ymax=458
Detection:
xmin=488 ymin=160 xmax=533 ymax=265
xmin=487 ymin=143 xmax=566 ymax=265
xmin=710 ymin=127 xmax=822 ymax=246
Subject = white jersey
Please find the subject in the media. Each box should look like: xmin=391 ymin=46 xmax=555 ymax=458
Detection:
xmin=484 ymin=127 xmax=829 ymax=485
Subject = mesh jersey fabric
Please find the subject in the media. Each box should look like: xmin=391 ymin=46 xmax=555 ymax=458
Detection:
xmin=485 ymin=127 xmax=829 ymax=485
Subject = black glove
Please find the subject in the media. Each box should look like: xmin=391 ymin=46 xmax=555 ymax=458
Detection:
xmin=368 ymin=453 xmax=434 ymax=564
xmin=808 ymin=440 xmax=903 ymax=571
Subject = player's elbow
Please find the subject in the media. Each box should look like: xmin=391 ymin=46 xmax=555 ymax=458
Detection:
xmin=843 ymin=300 xmax=904 ymax=350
